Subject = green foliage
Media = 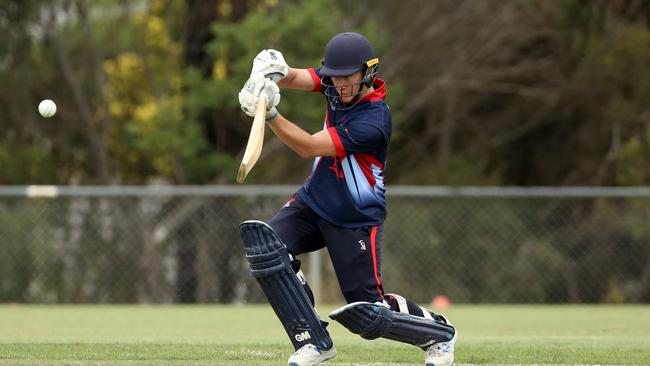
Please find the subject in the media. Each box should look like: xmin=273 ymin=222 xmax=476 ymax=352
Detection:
xmin=383 ymin=195 xmax=650 ymax=304
xmin=2 ymin=1 xmax=650 ymax=307
xmin=568 ymin=23 xmax=650 ymax=185
xmin=557 ymin=0 xmax=610 ymax=58
xmin=102 ymin=8 xmax=220 ymax=183
xmin=0 ymin=202 xmax=35 ymax=301
xmin=0 ymin=138 xmax=56 ymax=184
xmin=1 ymin=1 xmax=649 ymax=185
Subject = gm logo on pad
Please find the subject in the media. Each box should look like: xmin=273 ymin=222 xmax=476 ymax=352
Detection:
xmin=294 ymin=331 xmax=311 ymax=342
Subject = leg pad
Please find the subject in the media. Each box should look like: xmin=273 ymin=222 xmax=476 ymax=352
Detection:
xmin=240 ymin=220 xmax=333 ymax=350
xmin=329 ymin=301 xmax=454 ymax=348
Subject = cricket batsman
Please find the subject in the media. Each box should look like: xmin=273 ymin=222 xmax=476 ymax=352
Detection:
xmin=238 ymin=32 xmax=457 ymax=366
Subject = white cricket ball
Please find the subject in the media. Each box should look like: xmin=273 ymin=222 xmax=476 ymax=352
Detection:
xmin=38 ymin=99 xmax=57 ymax=118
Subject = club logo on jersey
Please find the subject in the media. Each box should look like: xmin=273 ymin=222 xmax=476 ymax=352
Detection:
xmin=328 ymin=157 xmax=345 ymax=179
xmin=294 ymin=331 xmax=311 ymax=342
xmin=358 ymin=239 xmax=366 ymax=251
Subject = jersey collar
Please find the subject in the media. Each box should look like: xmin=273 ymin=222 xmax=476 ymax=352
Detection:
xmin=359 ymin=78 xmax=386 ymax=103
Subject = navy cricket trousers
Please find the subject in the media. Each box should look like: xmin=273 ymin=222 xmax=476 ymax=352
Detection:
xmin=269 ymin=195 xmax=385 ymax=304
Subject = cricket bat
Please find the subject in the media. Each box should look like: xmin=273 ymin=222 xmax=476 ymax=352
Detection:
xmin=237 ymin=96 xmax=267 ymax=183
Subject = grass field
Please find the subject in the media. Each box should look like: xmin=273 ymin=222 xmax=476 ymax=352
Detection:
xmin=0 ymin=304 xmax=649 ymax=365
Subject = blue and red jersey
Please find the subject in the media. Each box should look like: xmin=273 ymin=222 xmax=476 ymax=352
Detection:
xmin=295 ymin=67 xmax=392 ymax=228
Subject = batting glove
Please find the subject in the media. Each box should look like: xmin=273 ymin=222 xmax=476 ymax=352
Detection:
xmin=239 ymin=72 xmax=281 ymax=121
xmin=251 ymin=49 xmax=289 ymax=82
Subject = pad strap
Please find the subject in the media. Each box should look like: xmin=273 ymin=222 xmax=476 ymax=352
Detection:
xmin=386 ymin=292 xmax=434 ymax=320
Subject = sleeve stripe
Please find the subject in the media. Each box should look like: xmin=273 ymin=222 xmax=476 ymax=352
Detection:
xmin=327 ymin=127 xmax=346 ymax=158
xmin=307 ymin=68 xmax=322 ymax=93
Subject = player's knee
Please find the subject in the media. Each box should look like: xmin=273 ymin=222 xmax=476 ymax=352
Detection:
xmin=239 ymin=220 xmax=333 ymax=350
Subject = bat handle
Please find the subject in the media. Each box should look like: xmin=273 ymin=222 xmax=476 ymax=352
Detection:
xmin=256 ymin=95 xmax=268 ymax=116
xmin=266 ymin=72 xmax=283 ymax=83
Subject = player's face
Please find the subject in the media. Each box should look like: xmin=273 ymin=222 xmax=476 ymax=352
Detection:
xmin=331 ymin=71 xmax=364 ymax=104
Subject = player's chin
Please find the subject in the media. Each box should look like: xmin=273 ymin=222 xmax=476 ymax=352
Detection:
xmin=341 ymin=96 xmax=355 ymax=104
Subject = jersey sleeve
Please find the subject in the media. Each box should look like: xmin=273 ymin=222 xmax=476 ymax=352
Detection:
xmin=327 ymin=120 xmax=386 ymax=159
xmin=307 ymin=67 xmax=323 ymax=93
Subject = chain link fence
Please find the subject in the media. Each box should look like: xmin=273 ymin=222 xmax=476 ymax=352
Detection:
xmin=1 ymin=185 xmax=649 ymax=304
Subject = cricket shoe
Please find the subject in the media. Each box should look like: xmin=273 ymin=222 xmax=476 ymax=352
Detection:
xmin=424 ymin=325 xmax=457 ymax=366
xmin=288 ymin=344 xmax=337 ymax=366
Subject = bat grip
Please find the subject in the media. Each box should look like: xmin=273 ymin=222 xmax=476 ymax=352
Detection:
xmin=266 ymin=72 xmax=283 ymax=83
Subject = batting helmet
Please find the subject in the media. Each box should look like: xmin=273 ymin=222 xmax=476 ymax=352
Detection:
xmin=321 ymin=32 xmax=379 ymax=83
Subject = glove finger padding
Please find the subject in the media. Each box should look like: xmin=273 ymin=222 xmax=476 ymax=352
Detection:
xmin=263 ymin=83 xmax=281 ymax=109
xmin=259 ymin=81 xmax=280 ymax=121
xmin=239 ymin=73 xmax=281 ymax=119
xmin=238 ymin=85 xmax=257 ymax=118
xmin=238 ymin=75 xmax=259 ymax=117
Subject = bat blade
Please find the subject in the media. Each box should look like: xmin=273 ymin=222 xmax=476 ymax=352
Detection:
xmin=237 ymin=96 xmax=267 ymax=183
